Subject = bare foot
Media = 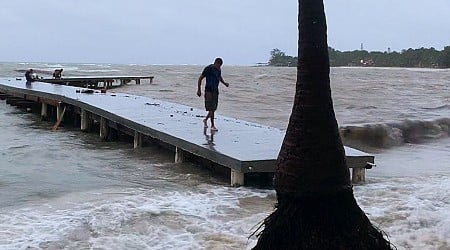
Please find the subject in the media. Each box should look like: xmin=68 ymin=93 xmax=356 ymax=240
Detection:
xmin=211 ymin=126 xmax=218 ymax=131
xmin=203 ymin=119 xmax=208 ymax=128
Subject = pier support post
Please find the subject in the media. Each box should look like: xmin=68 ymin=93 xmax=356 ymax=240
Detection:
xmin=231 ymin=170 xmax=245 ymax=187
xmin=175 ymin=147 xmax=185 ymax=163
xmin=134 ymin=131 xmax=143 ymax=148
xmin=80 ymin=109 xmax=91 ymax=132
xmin=100 ymin=117 xmax=109 ymax=140
xmin=351 ymin=168 xmax=365 ymax=184
xmin=41 ymin=103 xmax=48 ymax=121
xmin=56 ymin=103 xmax=64 ymax=122
xmin=52 ymin=106 xmax=66 ymax=131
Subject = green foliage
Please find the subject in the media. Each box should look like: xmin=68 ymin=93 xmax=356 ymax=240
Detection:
xmin=438 ymin=46 xmax=450 ymax=67
xmin=268 ymin=49 xmax=297 ymax=67
xmin=269 ymin=46 xmax=450 ymax=68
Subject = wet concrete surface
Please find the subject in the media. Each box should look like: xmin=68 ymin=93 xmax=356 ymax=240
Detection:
xmin=0 ymin=78 xmax=373 ymax=173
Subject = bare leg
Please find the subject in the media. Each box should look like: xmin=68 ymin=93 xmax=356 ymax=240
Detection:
xmin=210 ymin=111 xmax=218 ymax=131
xmin=203 ymin=112 xmax=210 ymax=128
xmin=203 ymin=118 xmax=208 ymax=128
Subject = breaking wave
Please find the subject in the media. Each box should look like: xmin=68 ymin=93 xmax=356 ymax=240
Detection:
xmin=421 ymin=104 xmax=450 ymax=111
xmin=340 ymin=118 xmax=450 ymax=149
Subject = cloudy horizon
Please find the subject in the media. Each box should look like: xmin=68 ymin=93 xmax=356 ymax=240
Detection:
xmin=1 ymin=0 xmax=449 ymax=65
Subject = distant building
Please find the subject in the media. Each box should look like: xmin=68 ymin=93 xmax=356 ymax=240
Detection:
xmin=360 ymin=59 xmax=375 ymax=67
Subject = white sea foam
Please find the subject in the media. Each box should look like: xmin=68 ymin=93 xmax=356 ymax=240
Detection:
xmin=0 ymin=186 xmax=273 ymax=249
xmin=355 ymin=174 xmax=450 ymax=250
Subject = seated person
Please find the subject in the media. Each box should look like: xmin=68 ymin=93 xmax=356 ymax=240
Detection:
xmin=53 ymin=68 xmax=63 ymax=79
xmin=25 ymin=69 xmax=35 ymax=82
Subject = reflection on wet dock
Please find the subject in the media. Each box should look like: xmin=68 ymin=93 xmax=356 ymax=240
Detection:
xmin=0 ymin=78 xmax=374 ymax=187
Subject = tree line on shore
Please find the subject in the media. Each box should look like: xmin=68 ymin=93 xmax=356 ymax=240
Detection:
xmin=268 ymin=46 xmax=450 ymax=68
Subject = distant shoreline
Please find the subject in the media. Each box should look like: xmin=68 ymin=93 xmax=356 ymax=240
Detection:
xmin=267 ymin=46 xmax=450 ymax=69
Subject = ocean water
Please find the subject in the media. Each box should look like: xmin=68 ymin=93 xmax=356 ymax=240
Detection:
xmin=0 ymin=62 xmax=449 ymax=249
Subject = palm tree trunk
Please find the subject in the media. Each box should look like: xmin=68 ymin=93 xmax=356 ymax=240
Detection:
xmin=253 ymin=0 xmax=393 ymax=249
xmin=275 ymin=0 xmax=350 ymax=197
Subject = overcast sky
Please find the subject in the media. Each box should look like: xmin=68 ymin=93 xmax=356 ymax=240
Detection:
xmin=1 ymin=0 xmax=449 ymax=65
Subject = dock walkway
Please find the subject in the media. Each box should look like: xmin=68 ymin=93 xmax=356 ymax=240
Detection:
xmin=37 ymin=76 xmax=154 ymax=89
xmin=0 ymin=78 xmax=374 ymax=186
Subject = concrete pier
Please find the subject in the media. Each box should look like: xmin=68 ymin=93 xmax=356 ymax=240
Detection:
xmin=0 ymin=78 xmax=375 ymax=186
xmin=37 ymin=76 xmax=154 ymax=89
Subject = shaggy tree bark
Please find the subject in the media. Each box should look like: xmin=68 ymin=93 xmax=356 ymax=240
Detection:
xmin=253 ymin=0 xmax=393 ymax=249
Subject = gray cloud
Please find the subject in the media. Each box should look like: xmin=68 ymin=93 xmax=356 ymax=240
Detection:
xmin=0 ymin=0 xmax=448 ymax=65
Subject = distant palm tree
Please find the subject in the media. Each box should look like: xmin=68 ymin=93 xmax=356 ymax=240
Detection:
xmin=253 ymin=0 xmax=393 ymax=249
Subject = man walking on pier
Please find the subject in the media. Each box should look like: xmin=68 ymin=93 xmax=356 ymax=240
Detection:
xmin=197 ymin=58 xmax=229 ymax=131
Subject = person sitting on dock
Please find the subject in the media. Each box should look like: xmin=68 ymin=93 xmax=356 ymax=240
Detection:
xmin=197 ymin=57 xmax=229 ymax=131
xmin=53 ymin=68 xmax=63 ymax=79
xmin=25 ymin=69 xmax=35 ymax=83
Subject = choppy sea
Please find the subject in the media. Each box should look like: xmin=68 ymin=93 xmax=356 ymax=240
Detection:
xmin=0 ymin=62 xmax=449 ymax=249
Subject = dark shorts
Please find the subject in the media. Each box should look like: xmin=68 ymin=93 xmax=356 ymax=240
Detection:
xmin=204 ymin=91 xmax=218 ymax=111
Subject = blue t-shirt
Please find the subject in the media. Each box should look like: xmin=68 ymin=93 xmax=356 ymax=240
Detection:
xmin=201 ymin=64 xmax=221 ymax=93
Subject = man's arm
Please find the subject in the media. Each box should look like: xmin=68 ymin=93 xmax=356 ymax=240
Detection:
xmin=220 ymin=76 xmax=229 ymax=87
xmin=197 ymin=75 xmax=205 ymax=97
